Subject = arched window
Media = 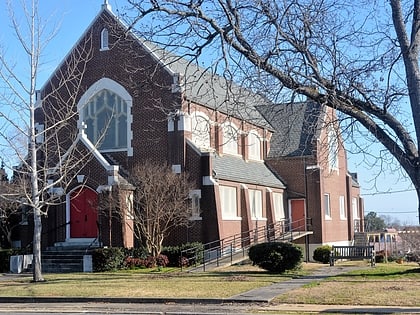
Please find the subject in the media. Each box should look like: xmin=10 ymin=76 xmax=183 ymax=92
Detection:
xmin=223 ymin=123 xmax=238 ymax=155
xmin=100 ymin=28 xmax=109 ymax=50
xmin=83 ymin=89 xmax=127 ymax=150
xmin=78 ymin=78 xmax=133 ymax=155
xmin=248 ymin=131 xmax=261 ymax=160
xmin=191 ymin=112 xmax=211 ymax=150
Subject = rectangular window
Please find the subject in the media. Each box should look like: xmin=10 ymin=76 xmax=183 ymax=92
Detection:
xmin=324 ymin=194 xmax=331 ymax=218
xmin=273 ymin=192 xmax=285 ymax=221
xmin=328 ymin=126 xmax=339 ymax=170
xmin=219 ymin=186 xmax=238 ymax=219
xmin=352 ymin=197 xmax=359 ymax=219
xmin=339 ymin=195 xmax=346 ymax=219
xmin=189 ymin=189 xmax=201 ymax=218
xmin=249 ymin=189 xmax=263 ymax=219
xmin=21 ymin=206 xmax=29 ymax=225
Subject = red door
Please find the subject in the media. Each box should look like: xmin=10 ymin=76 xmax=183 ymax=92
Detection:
xmin=70 ymin=188 xmax=98 ymax=238
xmin=290 ymin=199 xmax=306 ymax=231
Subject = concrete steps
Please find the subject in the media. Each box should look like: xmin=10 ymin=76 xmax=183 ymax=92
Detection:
xmin=42 ymin=245 xmax=98 ymax=273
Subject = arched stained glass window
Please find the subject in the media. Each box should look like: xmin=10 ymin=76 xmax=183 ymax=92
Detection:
xmin=83 ymin=89 xmax=127 ymax=150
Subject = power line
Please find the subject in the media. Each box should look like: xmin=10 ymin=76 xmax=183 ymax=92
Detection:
xmin=362 ymin=188 xmax=416 ymax=196
xmin=375 ymin=211 xmax=417 ymax=214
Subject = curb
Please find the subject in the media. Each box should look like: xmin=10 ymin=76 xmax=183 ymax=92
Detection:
xmin=0 ymin=296 xmax=269 ymax=304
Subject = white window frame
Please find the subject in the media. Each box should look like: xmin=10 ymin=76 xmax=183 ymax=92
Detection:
xmin=189 ymin=189 xmax=202 ymax=220
xmin=327 ymin=125 xmax=339 ymax=171
xmin=248 ymin=131 xmax=261 ymax=160
xmin=77 ymin=78 xmax=133 ymax=156
xmin=352 ymin=197 xmax=359 ymax=219
xmin=249 ymin=189 xmax=263 ymax=219
xmin=273 ymin=192 xmax=285 ymax=221
xmin=100 ymin=28 xmax=109 ymax=51
xmin=324 ymin=193 xmax=331 ymax=219
xmin=339 ymin=195 xmax=346 ymax=220
xmin=222 ymin=123 xmax=238 ymax=155
xmin=219 ymin=185 xmax=239 ymax=220
xmin=191 ymin=112 xmax=211 ymax=150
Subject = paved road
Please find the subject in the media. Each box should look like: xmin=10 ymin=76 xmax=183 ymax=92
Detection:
xmin=0 ymin=301 xmax=420 ymax=314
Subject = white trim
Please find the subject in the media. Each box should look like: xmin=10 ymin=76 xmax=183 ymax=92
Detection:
xmin=203 ymin=176 xmax=218 ymax=186
xmin=77 ymin=77 xmax=133 ymax=156
xmin=221 ymin=121 xmax=239 ymax=155
xmin=247 ymin=130 xmax=262 ymax=161
xmin=172 ymin=164 xmax=181 ymax=173
xmin=100 ymin=28 xmax=109 ymax=51
xmin=79 ymin=131 xmax=118 ymax=175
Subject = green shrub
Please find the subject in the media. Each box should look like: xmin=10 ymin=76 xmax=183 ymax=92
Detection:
xmin=248 ymin=242 xmax=303 ymax=273
xmin=92 ymin=247 xmax=125 ymax=272
xmin=313 ymin=245 xmax=332 ymax=264
xmin=162 ymin=242 xmax=204 ymax=267
xmin=375 ymin=253 xmax=385 ymax=263
xmin=124 ymin=247 xmax=148 ymax=259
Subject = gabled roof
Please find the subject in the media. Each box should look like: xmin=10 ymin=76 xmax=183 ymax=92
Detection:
xmin=146 ymin=46 xmax=273 ymax=129
xmin=257 ymin=101 xmax=324 ymax=158
xmin=212 ymin=154 xmax=285 ymax=189
xmin=40 ymin=3 xmax=273 ymax=129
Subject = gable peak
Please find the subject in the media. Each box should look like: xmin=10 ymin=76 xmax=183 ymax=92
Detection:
xmin=102 ymin=0 xmax=112 ymax=12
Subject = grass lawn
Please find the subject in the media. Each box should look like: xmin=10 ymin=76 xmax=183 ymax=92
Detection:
xmin=274 ymin=262 xmax=420 ymax=306
xmin=1 ymin=261 xmax=419 ymax=306
xmin=0 ymin=263 xmax=298 ymax=298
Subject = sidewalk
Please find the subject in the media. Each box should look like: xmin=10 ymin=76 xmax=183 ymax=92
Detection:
xmin=227 ymin=265 xmax=363 ymax=302
xmin=1 ymin=265 xmax=420 ymax=314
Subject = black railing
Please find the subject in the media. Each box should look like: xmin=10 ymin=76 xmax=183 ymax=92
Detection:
xmin=181 ymin=217 xmax=312 ymax=271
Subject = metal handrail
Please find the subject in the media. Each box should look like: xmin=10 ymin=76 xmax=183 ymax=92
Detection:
xmin=181 ymin=217 xmax=312 ymax=271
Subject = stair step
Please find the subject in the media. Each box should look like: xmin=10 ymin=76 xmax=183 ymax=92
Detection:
xmin=41 ymin=247 xmax=96 ymax=273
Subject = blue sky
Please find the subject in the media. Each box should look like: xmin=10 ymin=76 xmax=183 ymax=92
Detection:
xmin=0 ymin=0 xmax=418 ymax=225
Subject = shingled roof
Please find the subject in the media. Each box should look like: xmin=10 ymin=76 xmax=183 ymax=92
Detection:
xmin=212 ymin=154 xmax=285 ymax=188
xmin=257 ymin=101 xmax=324 ymax=158
xmin=141 ymin=40 xmax=273 ymax=129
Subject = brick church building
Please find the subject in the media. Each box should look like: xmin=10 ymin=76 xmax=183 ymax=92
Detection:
xmin=14 ymin=2 xmax=364 ymax=259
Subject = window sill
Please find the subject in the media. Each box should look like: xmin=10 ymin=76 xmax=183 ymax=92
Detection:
xmin=251 ymin=217 xmax=267 ymax=221
xmin=222 ymin=216 xmax=242 ymax=221
xmin=189 ymin=216 xmax=202 ymax=221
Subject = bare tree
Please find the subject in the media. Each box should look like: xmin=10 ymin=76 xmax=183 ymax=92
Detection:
xmin=0 ymin=175 xmax=23 ymax=248
xmin=128 ymin=161 xmax=194 ymax=257
xmin=0 ymin=0 xmax=93 ymax=281
xmin=123 ymin=0 xmax=420 ymax=221
xmin=399 ymin=227 xmax=420 ymax=260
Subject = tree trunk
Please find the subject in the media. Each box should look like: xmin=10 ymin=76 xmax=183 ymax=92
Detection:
xmin=32 ymin=207 xmax=44 ymax=282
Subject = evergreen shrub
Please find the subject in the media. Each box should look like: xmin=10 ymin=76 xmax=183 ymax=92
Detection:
xmin=92 ymin=247 xmax=125 ymax=272
xmin=248 ymin=242 xmax=303 ymax=273
xmin=313 ymin=245 xmax=332 ymax=264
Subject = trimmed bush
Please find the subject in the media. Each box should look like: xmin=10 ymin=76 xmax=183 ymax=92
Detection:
xmin=92 ymin=247 xmax=125 ymax=272
xmin=124 ymin=247 xmax=148 ymax=259
xmin=248 ymin=242 xmax=303 ymax=273
xmin=313 ymin=245 xmax=332 ymax=264
xmin=162 ymin=242 xmax=204 ymax=267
